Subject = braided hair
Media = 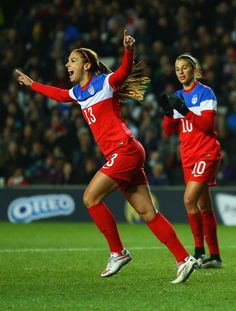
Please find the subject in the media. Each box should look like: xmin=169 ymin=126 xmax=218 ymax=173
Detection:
xmin=74 ymin=48 xmax=150 ymax=103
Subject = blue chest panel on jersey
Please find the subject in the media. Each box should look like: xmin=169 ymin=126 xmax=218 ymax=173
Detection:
xmin=72 ymin=74 xmax=107 ymax=101
xmin=175 ymin=83 xmax=215 ymax=108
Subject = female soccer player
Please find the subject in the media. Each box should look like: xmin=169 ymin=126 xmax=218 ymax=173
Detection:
xmin=16 ymin=30 xmax=198 ymax=283
xmin=159 ymin=53 xmax=222 ymax=268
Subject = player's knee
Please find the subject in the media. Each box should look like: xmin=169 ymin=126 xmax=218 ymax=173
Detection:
xmin=82 ymin=192 xmax=89 ymax=208
xmin=83 ymin=190 xmax=99 ymax=208
xmin=183 ymin=194 xmax=197 ymax=211
xmin=198 ymin=203 xmax=212 ymax=212
xmin=138 ymin=206 xmax=156 ymax=222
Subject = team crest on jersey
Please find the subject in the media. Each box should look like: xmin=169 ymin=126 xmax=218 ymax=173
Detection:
xmin=191 ymin=94 xmax=198 ymax=105
xmin=88 ymin=84 xmax=95 ymax=95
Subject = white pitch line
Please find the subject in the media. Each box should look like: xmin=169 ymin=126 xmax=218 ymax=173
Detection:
xmin=0 ymin=245 xmax=235 ymax=253
xmin=0 ymin=246 xmax=162 ymax=253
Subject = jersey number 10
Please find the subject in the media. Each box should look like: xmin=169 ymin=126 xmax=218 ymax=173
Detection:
xmin=181 ymin=119 xmax=193 ymax=132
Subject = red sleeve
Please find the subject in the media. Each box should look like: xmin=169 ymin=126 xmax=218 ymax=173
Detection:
xmin=185 ymin=110 xmax=216 ymax=133
xmin=163 ymin=115 xmax=179 ymax=136
xmin=108 ymin=49 xmax=134 ymax=90
xmin=31 ymin=82 xmax=72 ymax=102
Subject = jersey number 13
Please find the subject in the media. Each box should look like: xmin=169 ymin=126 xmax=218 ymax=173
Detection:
xmin=84 ymin=107 xmax=96 ymax=124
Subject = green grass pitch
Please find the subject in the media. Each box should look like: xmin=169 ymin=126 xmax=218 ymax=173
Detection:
xmin=0 ymin=222 xmax=235 ymax=311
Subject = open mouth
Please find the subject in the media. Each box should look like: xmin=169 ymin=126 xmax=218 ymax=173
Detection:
xmin=68 ymin=70 xmax=74 ymax=77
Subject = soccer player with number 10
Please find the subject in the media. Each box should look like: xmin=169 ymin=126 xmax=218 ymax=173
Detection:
xmin=159 ymin=54 xmax=222 ymax=268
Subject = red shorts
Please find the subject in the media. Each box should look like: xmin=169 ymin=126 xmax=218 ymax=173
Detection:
xmin=183 ymin=159 xmax=221 ymax=186
xmin=100 ymin=137 xmax=148 ymax=193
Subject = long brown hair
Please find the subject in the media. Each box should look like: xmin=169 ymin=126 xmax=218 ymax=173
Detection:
xmin=74 ymin=48 xmax=150 ymax=103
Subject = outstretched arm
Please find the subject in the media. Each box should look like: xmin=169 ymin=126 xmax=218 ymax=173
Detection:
xmin=15 ymin=69 xmax=72 ymax=102
xmin=109 ymin=29 xmax=134 ymax=90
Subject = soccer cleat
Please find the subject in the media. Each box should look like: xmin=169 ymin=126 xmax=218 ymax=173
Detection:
xmin=194 ymin=254 xmax=206 ymax=268
xmin=201 ymin=258 xmax=222 ymax=269
xmin=171 ymin=255 xmax=198 ymax=284
xmin=101 ymin=248 xmax=131 ymax=277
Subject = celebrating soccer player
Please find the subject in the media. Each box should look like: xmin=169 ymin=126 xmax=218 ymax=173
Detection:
xmin=16 ymin=30 xmax=198 ymax=283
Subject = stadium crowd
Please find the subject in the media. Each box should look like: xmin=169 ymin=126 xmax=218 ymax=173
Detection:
xmin=0 ymin=0 xmax=236 ymax=186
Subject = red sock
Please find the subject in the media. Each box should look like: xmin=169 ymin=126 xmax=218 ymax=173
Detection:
xmin=187 ymin=212 xmax=204 ymax=248
xmin=147 ymin=212 xmax=189 ymax=263
xmin=201 ymin=210 xmax=220 ymax=255
xmin=88 ymin=202 xmax=124 ymax=254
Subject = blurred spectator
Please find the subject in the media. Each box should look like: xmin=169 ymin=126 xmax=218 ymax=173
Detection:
xmin=30 ymin=153 xmax=62 ymax=184
xmin=226 ymin=90 xmax=236 ymax=134
xmin=79 ymin=157 xmax=99 ymax=184
xmin=60 ymin=161 xmax=80 ymax=185
xmin=148 ymin=162 xmax=170 ymax=186
xmin=217 ymin=150 xmax=236 ymax=184
xmin=3 ymin=141 xmax=26 ymax=178
xmin=6 ymin=167 xmax=30 ymax=187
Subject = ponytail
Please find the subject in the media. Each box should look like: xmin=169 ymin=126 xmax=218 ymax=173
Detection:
xmin=118 ymin=61 xmax=150 ymax=103
xmin=97 ymin=60 xmax=112 ymax=74
xmin=74 ymin=48 xmax=150 ymax=103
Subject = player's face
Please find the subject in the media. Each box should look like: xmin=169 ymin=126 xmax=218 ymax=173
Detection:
xmin=175 ymin=59 xmax=195 ymax=87
xmin=65 ymin=51 xmax=87 ymax=84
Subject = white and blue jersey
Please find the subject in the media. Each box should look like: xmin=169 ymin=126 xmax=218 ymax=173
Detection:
xmin=173 ymin=82 xmax=217 ymax=118
xmin=164 ymin=82 xmax=221 ymax=166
